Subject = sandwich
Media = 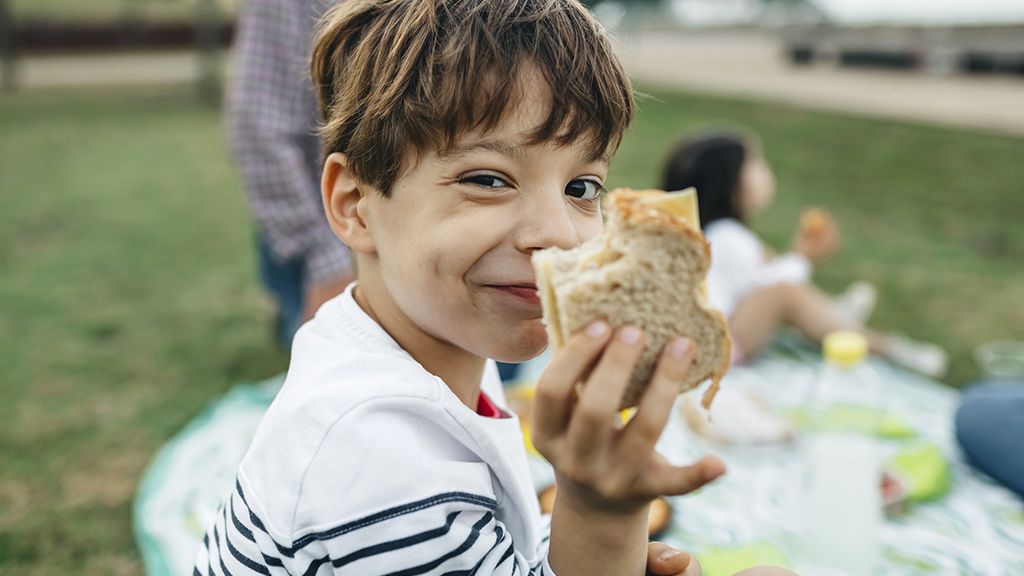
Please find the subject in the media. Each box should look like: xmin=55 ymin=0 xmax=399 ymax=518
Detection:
xmin=532 ymin=187 xmax=731 ymax=409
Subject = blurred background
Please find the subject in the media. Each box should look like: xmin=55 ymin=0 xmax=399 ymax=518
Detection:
xmin=1 ymin=0 xmax=1022 ymax=574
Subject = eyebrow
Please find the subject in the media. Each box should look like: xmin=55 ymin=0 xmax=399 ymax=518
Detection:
xmin=439 ymin=137 xmax=610 ymax=165
xmin=438 ymin=138 xmax=521 ymax=161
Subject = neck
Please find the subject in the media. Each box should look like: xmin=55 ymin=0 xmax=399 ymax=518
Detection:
xmin=352 ymin=281 xmax=486 ymax=409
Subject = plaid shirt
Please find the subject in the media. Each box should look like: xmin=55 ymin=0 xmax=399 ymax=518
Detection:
xmin=226 ymin=0 xmax=352 ymax=285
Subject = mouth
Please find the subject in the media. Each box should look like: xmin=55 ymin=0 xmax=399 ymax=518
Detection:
xmin=485 ymin=283 xmax=540 ymax=306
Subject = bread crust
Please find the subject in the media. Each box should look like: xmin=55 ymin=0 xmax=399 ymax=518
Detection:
xmin=609 ymin=188 xmax=731 ymax=408
xmin=533 ymin=188 xmax=731 ymax=409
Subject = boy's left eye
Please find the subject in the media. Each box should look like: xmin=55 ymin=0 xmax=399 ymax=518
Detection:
xmin=565 ymin=179 xmax=605 ymax=201
xmin=461 ymin=174 xmax=510 ymax=188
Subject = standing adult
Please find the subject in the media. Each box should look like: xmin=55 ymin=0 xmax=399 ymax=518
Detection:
xmin=227 ymin=0 xmax=352 ymax=348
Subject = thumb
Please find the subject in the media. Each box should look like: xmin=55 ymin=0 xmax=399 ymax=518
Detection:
xmin=646 ymin=541 xmax=692 ymax=575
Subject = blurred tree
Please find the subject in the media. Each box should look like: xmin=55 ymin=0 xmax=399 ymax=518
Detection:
xmin=0 ymin=0 xmax=12 ymax=92
xmin=196 ymin=0 xmax=220 ymax=104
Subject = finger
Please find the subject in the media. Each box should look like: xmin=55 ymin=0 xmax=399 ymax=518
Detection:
xmin=565 ymin=326 xmax=645 ymax=459
xmin=639 ymin=455 xmax=726 ymax=498
xmin=532 ymin=322 xmax=612 ymax=442
xmin=646 ymin=541 xmax=692 ymax=576
xmin=622 ymin=338 xmax=693 ymax=457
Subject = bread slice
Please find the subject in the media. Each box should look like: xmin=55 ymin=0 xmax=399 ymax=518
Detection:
xmin=532 ymin=187 xmax=731 ymax=409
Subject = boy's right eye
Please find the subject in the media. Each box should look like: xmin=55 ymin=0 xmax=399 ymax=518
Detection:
xmin=460 ymin=174 xmax=510 ymax=188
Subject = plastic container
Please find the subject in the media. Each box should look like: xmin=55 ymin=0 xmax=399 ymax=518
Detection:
xmin=974 ymin=341 xmax=1024 ymax=378
xmin=800 ymin=331 xmax=882 ymax=576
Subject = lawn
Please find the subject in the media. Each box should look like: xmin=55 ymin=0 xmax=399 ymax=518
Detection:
xmin=1 ymin=86 xmax=1022 ymax=574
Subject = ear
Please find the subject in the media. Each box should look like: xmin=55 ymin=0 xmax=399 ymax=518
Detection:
xmin=322 ymin=152 xmax=376 ymax=254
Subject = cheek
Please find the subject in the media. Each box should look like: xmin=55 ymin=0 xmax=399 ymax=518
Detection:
xmin=574 ymin=211 xmax=605 ymax=242
xmin=740 ymin=168 xmax=771 ymax=210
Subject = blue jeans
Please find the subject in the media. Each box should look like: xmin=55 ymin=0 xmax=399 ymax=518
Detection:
xmin=496 ymin=362 xmax=520 ymax=384
xmin=955 ymin=379 xmax=1024 ymax=498
xmin=257 ymin=235 xmax=305 ymax=349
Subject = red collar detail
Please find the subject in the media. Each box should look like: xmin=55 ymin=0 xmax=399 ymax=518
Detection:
xmin=476 ymin=392 xmax=505 ymax=418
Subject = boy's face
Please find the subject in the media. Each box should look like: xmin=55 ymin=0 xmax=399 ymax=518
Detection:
xmin=357 ymin=75 xmax=608 ymax=363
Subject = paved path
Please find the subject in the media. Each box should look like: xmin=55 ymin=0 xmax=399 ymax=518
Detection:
xmin=7 ymin=32 xmax=1024 ymax=137
xmin=12 ymin=51 xmax=203 ymax=90
xmin=614 ymin=30 xmax=1024 ymax=137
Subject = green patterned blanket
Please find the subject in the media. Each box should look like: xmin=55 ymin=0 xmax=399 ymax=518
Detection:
xmin=134 ymin=347 xmax=1023 ymax=576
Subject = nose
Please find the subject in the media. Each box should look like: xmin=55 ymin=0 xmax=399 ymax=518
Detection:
xmin=515 ymin=190 xmax=582 ymax=254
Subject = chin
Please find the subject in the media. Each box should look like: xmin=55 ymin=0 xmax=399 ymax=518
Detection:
xmin=486 ymin=320 xmax=549 ymax=363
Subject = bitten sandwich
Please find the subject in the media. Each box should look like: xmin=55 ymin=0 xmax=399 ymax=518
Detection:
xmin=532 ymin=188 xmax=731 ymax=409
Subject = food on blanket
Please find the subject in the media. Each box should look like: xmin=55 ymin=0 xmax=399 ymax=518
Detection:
xmin=680 ymin=388 xmax=796 ymax=445
xmin=881 ymin=471 xmax=908 ymax=517
xmin=647 ymin=497 xmax=672 ymax=538
xmin=532 ymin=188 xmax=731 ymax=409
xmin=538 ymin=484 xmax=672 ymax=538
xmin=800 ymin=207 xmax=831 ymax=237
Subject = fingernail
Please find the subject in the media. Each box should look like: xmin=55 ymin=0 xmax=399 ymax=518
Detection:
xmin=618 ymin=326 xmax=641 ymax=344
xmin=586 ymin=322 xmax=609 ymax=339
xmin=669 ymin=338 xmax=691 ymax=359
xmin=659 ymin=549 xmax=684 ymax=561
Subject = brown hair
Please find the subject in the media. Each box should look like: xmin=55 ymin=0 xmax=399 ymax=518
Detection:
xmin=311 ymin=0 xmax=635 ymax=196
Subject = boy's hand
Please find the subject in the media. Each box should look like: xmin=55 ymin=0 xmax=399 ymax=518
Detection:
xmin=532 ymin=322 xmax=726 ymax=515
xmin=647 ymin=542 xmax=701 ymax=575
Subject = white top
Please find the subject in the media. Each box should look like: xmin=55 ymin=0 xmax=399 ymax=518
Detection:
xmin=705 ymin=219 xmax=812 ymax=317
xmin=193 ymin=284 xmax=555 ymax=575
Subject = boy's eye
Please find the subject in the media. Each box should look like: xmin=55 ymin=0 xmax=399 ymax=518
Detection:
xmin=565 ymin=179 xmax=605 ymax=201
xmin=461 ymin=174 xmax=510 ymax=188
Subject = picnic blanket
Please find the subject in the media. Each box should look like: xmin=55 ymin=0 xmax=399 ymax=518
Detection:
xmin=134 ymin=345 xmax=1024 ymax=576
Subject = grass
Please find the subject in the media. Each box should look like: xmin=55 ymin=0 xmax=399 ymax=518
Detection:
xmin=0 ymin=88 xmax=288 ymax=575
xmin=1 ymin=85 xmax=1021 ymax=574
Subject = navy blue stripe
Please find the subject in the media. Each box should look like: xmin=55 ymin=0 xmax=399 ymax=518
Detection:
xmin=439 ymin=526 xmax=503 ymax=576
xmin=387 ymin=512 xmax=494 ymax=576
xmin=193 ymin=568 xmax=202 ymax=576
xmin=223 ymin=504 xmax=271 ymax=576
xmin=235 ymin=480 xmax=500 ymax=565
xmin=292 ymin=492 xmax=496 ymax=550
xmin=199 ymin=530 xmax=213 ymax=576
xmin=235 ymin=481 xmax=291 ymax=558
xmin=230 ymin=497 xmax=256 ymax=542
xmin=238 ymin=485 xmax=497 ymax=558
xmin=302 ymin=556 xmax=330 ymax=576
xmin=213 ymin=523 xmax=234 ymax=576
xmin=322 ymin=511 xmax=463 ymax=572
xmin=225 ymin=531 xmax=271 ymax=575
xmin=496 ymin=540 xmax=515 ymax=570
xmin=205 ymin=530 xmax=215 ymax=576
xmin=229 ymin=495 xmax=285 ymax=568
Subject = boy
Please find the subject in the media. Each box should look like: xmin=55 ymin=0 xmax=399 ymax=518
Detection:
xmin=195 ymin=1 xmax=792 ymax=574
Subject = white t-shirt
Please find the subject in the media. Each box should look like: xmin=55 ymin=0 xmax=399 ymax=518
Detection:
xmin=193 ymin=284 xmax=555 ymax=575
xmin=705 ymin=219 xmax=812 ymax=317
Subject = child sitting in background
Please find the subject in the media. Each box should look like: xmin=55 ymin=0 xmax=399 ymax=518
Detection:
xmin=661 ymin=130 xmax=948 ymax=377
